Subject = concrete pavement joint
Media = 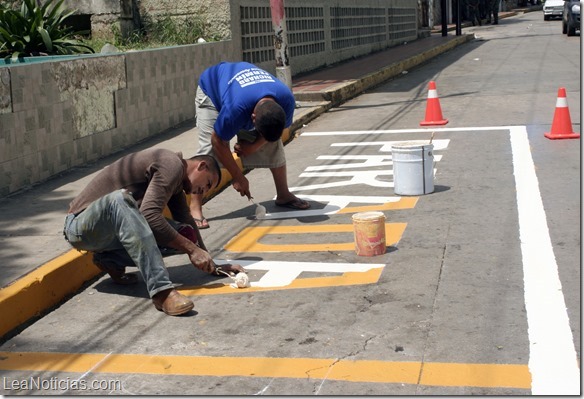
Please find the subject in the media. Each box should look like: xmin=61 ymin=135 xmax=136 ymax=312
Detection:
xmin=416 ymin=234 xmax=450 ymax=390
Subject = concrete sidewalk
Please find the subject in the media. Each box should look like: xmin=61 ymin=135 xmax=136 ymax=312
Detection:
xmin=0 ymin=7 xmax=536 ymax=340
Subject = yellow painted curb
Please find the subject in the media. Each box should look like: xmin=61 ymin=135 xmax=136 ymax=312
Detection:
xmin=0 ymin=250 xmax=99 ymax=338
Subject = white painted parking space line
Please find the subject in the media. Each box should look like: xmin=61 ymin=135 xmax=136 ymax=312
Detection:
xmin=300 ymin=126 xmax=519 ymax=136
xmin=509 ymin=125 xmax=580 ymax=395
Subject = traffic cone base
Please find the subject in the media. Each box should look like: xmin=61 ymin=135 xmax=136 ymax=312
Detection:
xmin=544 ymin=132 xmax=580 ymax=140
xmin=421 ymin=118 xmax=448 ymax=126
xmin=420 ymin=81 xmax=448 ymax=126
xmin=544 ymin=87 xmax=579 ymax=140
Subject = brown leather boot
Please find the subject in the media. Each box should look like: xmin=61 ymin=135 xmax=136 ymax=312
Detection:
xmin=152 ymin=288 xmax=194 ymax=316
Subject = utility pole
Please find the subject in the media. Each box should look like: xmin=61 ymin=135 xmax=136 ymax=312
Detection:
xmin=441 ymin=0 xmax=448 ymax=36
xmin=269 ymin=0 xmax=292 ymax=89
xmin=455 ymin=0 xmax=462 ymax=35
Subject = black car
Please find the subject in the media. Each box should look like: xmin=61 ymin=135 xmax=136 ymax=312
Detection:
xmin=562 ymin=0 xmax=581 ymax=36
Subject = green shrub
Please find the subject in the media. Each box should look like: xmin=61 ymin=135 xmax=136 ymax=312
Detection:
xmin=0 ymin=0 xmax=94 ymax=60
xmin=142 ymin=14 xmax=213 ymax=45
xmin=85 ymin=12 xmax=220 ymax=53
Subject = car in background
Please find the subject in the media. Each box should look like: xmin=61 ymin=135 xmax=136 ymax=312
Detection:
xmin=562 ymin=0 xmax=580 ymax=35
xmin=543 ymin=0 xmax=565 ymax=19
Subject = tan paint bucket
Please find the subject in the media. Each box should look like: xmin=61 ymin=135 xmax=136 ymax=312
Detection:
xmin=352 ymin=211 xmax=386 ymax=256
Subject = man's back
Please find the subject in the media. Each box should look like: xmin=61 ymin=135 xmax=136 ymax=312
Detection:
xmin=68 ymin=148 xmax=190 ymax=244
xmin=198 ymin=62 xmax=295 ymax=140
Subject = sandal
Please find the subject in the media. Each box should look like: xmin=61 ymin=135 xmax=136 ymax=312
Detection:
xmin=275 ymin=198 xmax=311 ymax=210
xmin=194 ymin=217 xmax=210 ymax=229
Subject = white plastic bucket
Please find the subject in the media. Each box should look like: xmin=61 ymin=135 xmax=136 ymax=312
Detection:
xmin=392 ymin=142 xmax=434 ymax=195
xmin=352 ymin=211 xmax=386 ymax=256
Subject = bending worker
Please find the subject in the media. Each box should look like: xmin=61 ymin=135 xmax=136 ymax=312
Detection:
xmin=190 ymin=61 xmax=310 ymax=229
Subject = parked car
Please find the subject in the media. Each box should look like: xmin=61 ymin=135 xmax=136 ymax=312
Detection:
xmin=562 ymin=0 xmax=580 ymax=35
xmin=543 ymin=0 xmax=565 ymax=19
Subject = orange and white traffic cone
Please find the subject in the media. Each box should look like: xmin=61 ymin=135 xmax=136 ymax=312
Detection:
xmin=544 ymin=87 xmax=579 ymax=140
xmin=420 ymin=81 xmax=448 ymax=126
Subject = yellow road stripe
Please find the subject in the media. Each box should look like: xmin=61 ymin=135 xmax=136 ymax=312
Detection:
xmin=420 ymin=362 xmax=532 ymax=388
xmin=338 ymin=197 xmax=418 ymax=213
xmin=225 ymin=223 xmax=407 ymax=253
xmin=179 ymin=268 xmax=384 ymax=296
xmin=0 ymin=351 xmax=531 ymax=389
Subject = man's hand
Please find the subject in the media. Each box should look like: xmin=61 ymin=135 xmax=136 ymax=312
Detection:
xmin=234 ymin=137 xmax=267 ymax=158
xmin=232 ymin=175 xmax=251 ymax=199
xmin=234 ymin=141 xmax=253 ymax=157
xmin=234 ymin=134 xmax=267 ymax=158
xmin=211 ymin=132 xmax=252 ymax=199
xmin=219 ymin=263 xmax=247 ymax=274
xmin=165 ymin=231 xmax=214 ymax=273
xmin=188 ymin=247 xmax=214 ymax=273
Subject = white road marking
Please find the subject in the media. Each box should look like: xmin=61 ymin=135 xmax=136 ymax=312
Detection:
xmin=260 ymin=194 xmax=404 ymax=220
xmin=305 ymin=155 xmax=394 ymax=171
xmin=297 ymin=125 xmax=580 ymax=392
xmin=300 ymin=126 xmax=517 ymax=136
xmin=509 ymin=125 xmax=580 ymax=395
xmin=330 ymin=139 xmax=450 ymax=152
xmin=214 ymin=260 xmax=384 ymax=288
xmin=289 ymin=169 xmax=437 ymax=192
xmin=305 ymin=154 xmax=443 ymax=171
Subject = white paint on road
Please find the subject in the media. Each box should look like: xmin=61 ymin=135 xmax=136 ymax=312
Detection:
xmin=509 ymin=125 xmax=580 ymax=395
xmin=259 ymin=194 xmax=405 ymax=220
xmin=330 ymin=139 xmax=450 ymax=152
xmin=214 ymin=260 xmax=383 ymax=288
xmin=298 ymin=125 xmax=580 ymax=393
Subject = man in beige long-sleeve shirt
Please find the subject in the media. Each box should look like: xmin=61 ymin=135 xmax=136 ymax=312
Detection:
xmin=64 ymin=148 xmax=243 ymax=316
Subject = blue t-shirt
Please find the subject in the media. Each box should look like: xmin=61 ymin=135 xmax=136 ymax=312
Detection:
xmin=198 ymin=62 xmax=295 ymax=141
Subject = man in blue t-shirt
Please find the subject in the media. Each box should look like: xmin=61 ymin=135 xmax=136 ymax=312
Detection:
xmin=191 ymin=62 xmax=310 ymax=228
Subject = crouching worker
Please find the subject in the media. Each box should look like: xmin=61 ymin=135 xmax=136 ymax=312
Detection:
xmin=63 ymin=148 xmax=244 ymax=316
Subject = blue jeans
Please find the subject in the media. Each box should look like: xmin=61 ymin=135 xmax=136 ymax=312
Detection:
xmin=63 ymin=189 xmax=174 ymax=298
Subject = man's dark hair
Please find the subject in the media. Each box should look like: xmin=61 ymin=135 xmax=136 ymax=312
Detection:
xmin=255 ymin=100 xmax=286 ymax=142
xmin=190 ymin=154 xmax=222 ymax=187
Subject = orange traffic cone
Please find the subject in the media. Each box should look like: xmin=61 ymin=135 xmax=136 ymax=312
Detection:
xmin=420 ymin=81 xmax=448 ymax=126
xmin=544 ymin=87 xmax=579 ymax=140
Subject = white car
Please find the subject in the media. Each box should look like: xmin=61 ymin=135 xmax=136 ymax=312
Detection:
xmin=543 ymin=0 xmax=565 ymax=19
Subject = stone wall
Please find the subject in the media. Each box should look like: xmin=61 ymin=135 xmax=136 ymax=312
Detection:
xmin=138 ymin=0 xmax=232 ymax=40
xmin=60 ymin=0 xmax=231 ymax=41
xmin=0 ymin=39 xmax=238 ymax=197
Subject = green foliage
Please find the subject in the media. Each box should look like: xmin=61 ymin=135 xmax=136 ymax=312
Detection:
xmin=85 ymin=13 xmax=219 ymax=53
xmin=141 ymin=14 xmax=214 ymax=45
xmin=0 ymin=0 xmax=95 ymax=60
